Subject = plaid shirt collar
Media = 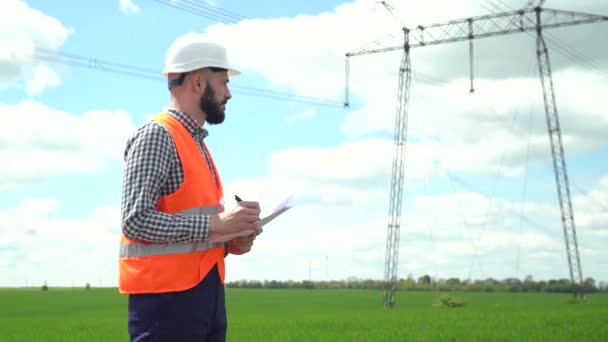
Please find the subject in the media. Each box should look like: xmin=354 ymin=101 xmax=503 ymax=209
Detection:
xmin=164 ymin=106 xmax=209 ymax=139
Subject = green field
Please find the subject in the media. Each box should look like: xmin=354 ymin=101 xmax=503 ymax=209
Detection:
xmin=1 ymin=288 xmax=607 ymax=341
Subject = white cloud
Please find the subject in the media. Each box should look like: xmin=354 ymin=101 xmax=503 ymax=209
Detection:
xmin=198 ymin=0 xmax=608 ymax=180
xmin=223 ymin=137 xmax=442 ymax=210
xmin=341 ymin=68 xmax=608 ymax=144
xmin=269 ymin=138 xmax=392 ymax=183
xmin=216 ymin=101 xmax=606 ymax=279
xmin=2 ymin=174 xmax=606 ymax=286
xmin=573 ymin=176 xmax=608 ymax=231
xmin=200 ymin=0 xmax=608 ymax=103
xmin=25 ymin=63 xmax=61 ymax=95
xmin=221 ymin=131 xmax=608 ymax=281
xmin=3 ymin=0 xmax=607 ymax=286
xmin=0 ymin=100 xmax=135 ymax=187
xmin=119 ymin=0 xmax=140 ymax=15
xmin=286 ymin=108 xmax=317 ymax=124
xmin=0 ymin=0 xmax=72 ymax=94
xmin=0 ymin=198 xmax=120 ymax=287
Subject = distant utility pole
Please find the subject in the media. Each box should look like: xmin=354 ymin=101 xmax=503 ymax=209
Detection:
xmin=326 ymin=255 xmax=329 ymax=281
xmin=345 ymin=1 xmax=608 ymax=308
xmin=309 ymin=260 xmax=312 ymax=281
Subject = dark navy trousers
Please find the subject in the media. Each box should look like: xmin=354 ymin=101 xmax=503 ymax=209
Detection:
xmin=128 ymin=265 xmax=227 ymax=342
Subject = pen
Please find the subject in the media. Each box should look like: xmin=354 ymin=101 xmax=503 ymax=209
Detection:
xmin=235 ymin=195 xmax=243 ymax=202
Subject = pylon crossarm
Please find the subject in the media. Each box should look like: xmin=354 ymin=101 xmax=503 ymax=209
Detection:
xmin=346 ymin=8 xmax=608 ymax=57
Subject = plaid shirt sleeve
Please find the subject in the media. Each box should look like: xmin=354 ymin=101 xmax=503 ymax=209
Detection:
xmin=120 ymin=122 xmax=210 ymax=243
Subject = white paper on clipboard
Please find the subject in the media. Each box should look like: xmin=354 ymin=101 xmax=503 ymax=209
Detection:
xmin=256 ymin=195 xmax=294 ymax=228
xmin=206 ymin=195 xmax=294 ymax=243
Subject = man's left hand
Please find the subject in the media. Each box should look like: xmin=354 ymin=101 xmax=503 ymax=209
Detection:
xmin=225 ymin=234 xmax=257 ymax=255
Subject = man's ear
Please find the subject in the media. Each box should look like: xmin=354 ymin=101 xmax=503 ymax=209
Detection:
xmin=194 ymin=72 xmax=208 ymax=93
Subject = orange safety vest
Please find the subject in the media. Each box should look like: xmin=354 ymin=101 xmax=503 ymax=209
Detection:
xmin=118 ymin=112 xmax=226 ymax=294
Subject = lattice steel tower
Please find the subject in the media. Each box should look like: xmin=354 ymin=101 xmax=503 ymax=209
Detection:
xmin=345 ymin=1 xmax=608 ymax=307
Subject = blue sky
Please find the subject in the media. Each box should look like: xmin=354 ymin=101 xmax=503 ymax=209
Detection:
xmin=1 ymin=0 xmax=607 ymax=288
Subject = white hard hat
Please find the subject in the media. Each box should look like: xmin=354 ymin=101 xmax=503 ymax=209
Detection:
xmin=163 ymin=33 xmax=240 ymax=76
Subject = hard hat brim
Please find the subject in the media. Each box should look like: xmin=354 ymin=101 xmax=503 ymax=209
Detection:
xmin=163 ymin=67 xmax=240 ymax=77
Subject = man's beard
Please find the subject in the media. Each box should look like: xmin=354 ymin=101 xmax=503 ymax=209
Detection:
xmin=200 ymin=82 xmax=226 ymax=125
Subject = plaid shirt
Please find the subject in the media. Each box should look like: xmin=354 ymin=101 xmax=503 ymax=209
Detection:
xmin=120 ymin=107 xmax=218 ymax=243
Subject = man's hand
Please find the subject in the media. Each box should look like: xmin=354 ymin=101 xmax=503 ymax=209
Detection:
xmin=225 ymin=234 xmax=257 ymax=255
xmin=209 ymin=200 xmax=261 ymax=235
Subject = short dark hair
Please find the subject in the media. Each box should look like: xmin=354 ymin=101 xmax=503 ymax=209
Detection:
xmin=207 ymin=67 xmax=228 ymax=73
xmin=168 ymin=72 xmax=187 ymax=89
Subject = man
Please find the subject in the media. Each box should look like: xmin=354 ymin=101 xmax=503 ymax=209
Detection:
xmin=118 ymin=33 xmax=261 ymax=341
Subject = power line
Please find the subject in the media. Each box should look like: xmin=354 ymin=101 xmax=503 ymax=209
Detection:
xmin=544 ymin=35 xmax=608 ymax=78
xmin=422 ymin=176 xmax=440 ymax=282
xmin=414 ymin=59 xmax=607 ymax=241
xmin=429 ymin=36 xmax=537 ymax=279
xmin=443 ymin=63 xmax=529 ymax=280
xmin=415 ymin=64 xmax=608 ymax=232
xmin=571 ymin=182 xmax=608 ymax=212
xmin=409 ymin=68 xmax=506 ymax=281
xmin=33 ymin=48 xmax=344 ymax=108
xmin=180 ymin=0 xmax=247 ymax=20
xmin=148 ymin=0 xmax=248 ymax=24
xmin=410 ymin=59 xmax=536 ymax=280
xmin=479 ymin=0 xmax=608 ymax=213
xmin=478 ymin=0 xmax=608 ymax=78
xmin=444 ymin=170 xmax=559 ymax=237
xmin=466 ymin=98 xmax=528 ymax=280
xmin=482 ymin=0 xmax=504 ymax=13
xmin=349 ymin=3 xmax=608 ymax=304
xmin=472 ymin=0 xmax=498 ymax=15
xmin=515 ymin=107 xmax=534 ymax=279
xmin=442 ymin=167 xmax=485 ymax=280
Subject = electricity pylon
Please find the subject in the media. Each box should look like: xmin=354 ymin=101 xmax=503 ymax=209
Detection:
xmin=344 ymin=4 xmax=608 ymax=308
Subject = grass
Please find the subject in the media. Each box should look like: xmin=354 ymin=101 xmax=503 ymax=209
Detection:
xmin=1 ymin=288 xmax=607 ymax=341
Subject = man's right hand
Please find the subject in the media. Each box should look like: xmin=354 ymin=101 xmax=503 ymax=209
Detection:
xmin=209 ymin=201 xmax=261 ymax=235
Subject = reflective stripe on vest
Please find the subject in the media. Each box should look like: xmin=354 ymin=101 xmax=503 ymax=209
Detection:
xmin=119 ymin=205 xmax=221 ymax=258
xmin=120 ymin=240 xmax=223 ymax=258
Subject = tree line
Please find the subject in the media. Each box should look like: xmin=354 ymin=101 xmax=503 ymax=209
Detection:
xmin=226 ymin=275 xmax=608 ymax=293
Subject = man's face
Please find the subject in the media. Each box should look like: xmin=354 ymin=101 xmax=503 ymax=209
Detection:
xmin=199 ymin=72 xmax=232 ymax=125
